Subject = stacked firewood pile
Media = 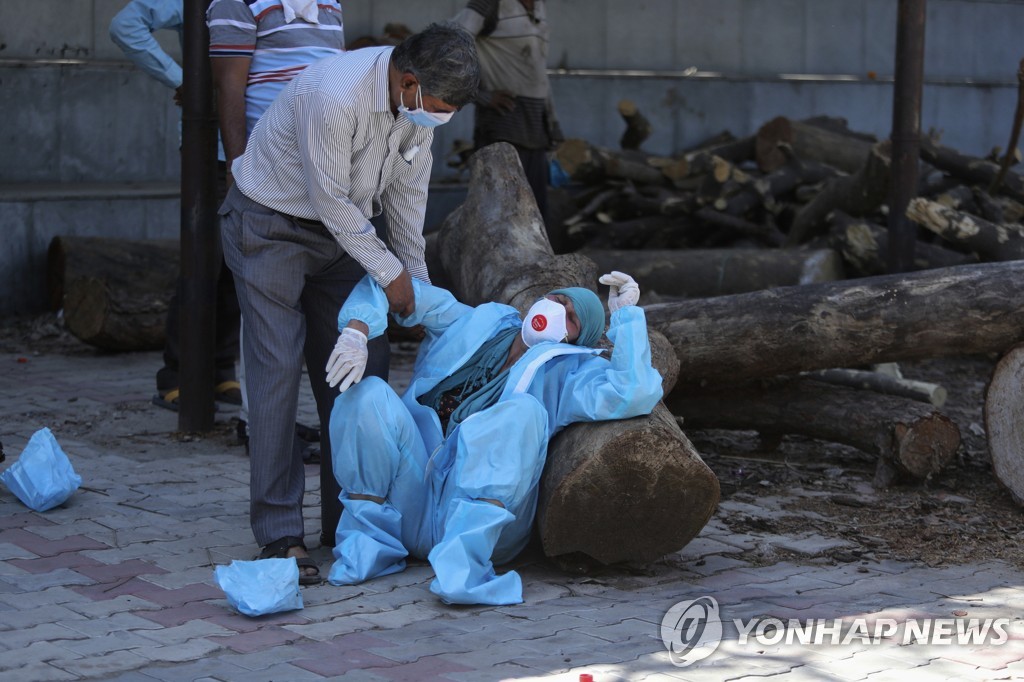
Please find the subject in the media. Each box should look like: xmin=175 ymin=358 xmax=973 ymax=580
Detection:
xmin=535 ymin=102 xmax=1024 ymax=505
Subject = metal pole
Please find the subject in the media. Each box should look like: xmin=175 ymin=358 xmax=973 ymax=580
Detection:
xmin=179 ymin=0 xmax=218 ymax=431
xmin=887 ymin=0 xmax=927 ymax=273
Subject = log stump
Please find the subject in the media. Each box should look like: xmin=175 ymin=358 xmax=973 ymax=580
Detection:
xmin=48 ymin=235 xmax=179 ymax=351
xmin=984 ymin=343 xmax=1024 ymax=506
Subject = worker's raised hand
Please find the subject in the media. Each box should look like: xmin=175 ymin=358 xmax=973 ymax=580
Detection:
xmin=326 ymin=327 xmax=368 ymax=392
xmin=598 ymin=271 xmax=640 ymax=312
xmin=384 ymin=269 xmax=416 ymax=317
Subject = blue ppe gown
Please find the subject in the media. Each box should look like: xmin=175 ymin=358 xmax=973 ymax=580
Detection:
xmin=327 ymin=276 xmax=663 ymax=605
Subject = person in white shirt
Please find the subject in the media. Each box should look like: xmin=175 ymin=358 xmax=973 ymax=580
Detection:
xmin=219 ymin=23 xmax=480 ymax=584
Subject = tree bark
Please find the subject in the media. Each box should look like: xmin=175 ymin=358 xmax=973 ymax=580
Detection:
xmin=582 ymin=248 xmax=844 ymax=298
xmin=667 ymin=378 xmax=960 ymax=483
xmin=906 ymin=197 xmax=1024 ymax=261
xmin=438 ymin=142 xmax=720 ymax=564
xmin=828 ymin=210 xmax=976 ymax=276
xmin=756 ymin=116 xmax=876 ymax=174
xmin=787 ymin=142 xmax=892 ymax=245
xmin=48 ymin=235 xmax=179 ymax=351
xmin=644 ymin=261 xmax=1024 ymax=388
xmin=920 ymin=137 xmax=1024 ymax=204
xmin=985 ymin=343 xmax=1024 ymax=506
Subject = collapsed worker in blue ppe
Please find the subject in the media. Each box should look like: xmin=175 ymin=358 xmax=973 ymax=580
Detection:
xmin=323 ymin=270 xmax=662 ymax=605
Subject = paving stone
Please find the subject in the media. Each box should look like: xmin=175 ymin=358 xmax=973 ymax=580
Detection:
xmin=0 ymin=603 xmax=88 ymax=629
xmin=132 ymin=618 xmax=234 ymax=645
xmin=46 ymin=649 xmax=145 ymax=677
xmin=283 ymin=615 xmax=378 ymax=641
xmin=63 ymin=594 xmax=162 ymax=618
xmin=0 ymin=585 xmax=93 ymax=608
xmin=57 ymin=630 xmax=160 ymax=656
xmin=0 ymin=661 xmax=77 ymax=682
xmin=206 ymin=625 xmax=312 ymax=654
xmin=60 ymin=612 xmax=164 ymax=637
xmin=0 ymin=623 xmax=89 ymax=651
xmin=128 ymin=638 xmax=226 ymax=664
xmin=0 ymin=640 xmax=85 ymax=671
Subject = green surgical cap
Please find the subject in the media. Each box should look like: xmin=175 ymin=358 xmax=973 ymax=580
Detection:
xmin=549 ymin=287 xmax=604 ymax=347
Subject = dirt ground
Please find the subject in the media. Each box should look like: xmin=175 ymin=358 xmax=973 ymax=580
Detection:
xmin=2 ymin=312 xmax=1022 ymax=572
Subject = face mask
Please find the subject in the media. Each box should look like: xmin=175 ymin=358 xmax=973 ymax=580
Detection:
xmin=399 ymin=87 xmax=454 ymax=128
xmin=521 ymin=298 xmax=568 ymax=347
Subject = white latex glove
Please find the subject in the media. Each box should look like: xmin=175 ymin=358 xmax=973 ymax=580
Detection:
xmin=325 ymin=327 xmax=368 ymax=392
xmin=598 ymin=271 xmax=640 ymax=312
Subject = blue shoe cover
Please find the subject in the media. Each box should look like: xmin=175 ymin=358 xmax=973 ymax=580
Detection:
xmin=428 ymin=498 xmax=523 ymax=605
xmin=328 ymin=498 xmax=407 ymax=585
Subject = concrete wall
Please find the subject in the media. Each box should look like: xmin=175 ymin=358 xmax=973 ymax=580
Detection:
xmin=1 ymin=0 xmax=1021 ymax=315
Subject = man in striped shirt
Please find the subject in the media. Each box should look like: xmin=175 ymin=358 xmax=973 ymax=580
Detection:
xmin=219 ymin=23 xmax=479 ymax=583
xmin=207 ymin=0 xmax=346 ymax=180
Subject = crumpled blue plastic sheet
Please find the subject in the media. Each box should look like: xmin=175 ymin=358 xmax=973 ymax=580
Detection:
xmin=214 ymin=558 xmax=304 ymax=617
xmin=0 ymin=427 xmax=82 ymax=512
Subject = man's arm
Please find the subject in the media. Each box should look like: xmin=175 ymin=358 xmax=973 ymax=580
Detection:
xmin=109 ymin=0 xmax=183 ymax=91
xmin=210 ymin=57 xmax=251 ymax=179
xmin=379 ymin=142 xmax=432 ymax=285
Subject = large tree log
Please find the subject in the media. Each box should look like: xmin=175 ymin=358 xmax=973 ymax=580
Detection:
xmin=756 ymin=116 xmax=876 ymax=174
xmin=47 ymin=235 xmax=178 ymax=351
xmin=645 ymin=261 xmax=1024 ymax=388
xmin=582 ymin=248 xmax=844 ymax=298
xmin=787 ymin=142 xmax=892 ymax=245
xmin=667 ymin=378 xmax=960 ymax=485
xmin=828 ymin=210 xmax=976 ymax=276
xmin=906 ymin=197 xmax=1024 ymax=261
xmin=985 ymin=343 xmax=1024 ymax=506
xmin=438 ymin=142 xmax=719 ymax=564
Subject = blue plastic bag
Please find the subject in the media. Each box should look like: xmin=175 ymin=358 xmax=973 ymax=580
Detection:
xmin=549 ymin=157 xmax=570 ymax=188
xmin=214 ymin=558 xmax=304 ymax=617
xmin=0 ymin=427 xmax=82 ymax=512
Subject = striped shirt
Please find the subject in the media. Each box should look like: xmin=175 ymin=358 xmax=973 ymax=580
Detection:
xmin=207 ymin=0 xmax=345 ymax=134
xmin=234 ymin=47 xmax=433 ymax=288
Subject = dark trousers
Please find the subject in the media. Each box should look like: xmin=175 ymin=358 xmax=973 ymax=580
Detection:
xmin=157 ymin=163 xmax=241 ymax=392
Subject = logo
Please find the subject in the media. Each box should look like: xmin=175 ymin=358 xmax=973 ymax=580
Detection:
xmin=531 ymin=315 xmax=548 ymax=331
xmin=660 ymin=596 xmax=723 ymax=667
xmin=661 ymin=596 xmax=1011 ymax=669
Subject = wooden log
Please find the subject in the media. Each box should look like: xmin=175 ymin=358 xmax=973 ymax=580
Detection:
xmin=755 ymin=116 xmax=876 ymax=174
xmin=573 ymin=214 xmax=705 ymax=251
xmin=583 ymin=248 xmax=844 ymax=298
xmin=906 ymin=197 xmax=1024 ymax=261
xmin=538 ymin=403 xmax=717 ymax=564
xmin=787 ymin=142 xmax=892 ymax=245
xmin=554 ymin=139 xmax=689 ymax=187
xmin=667 ymin=378 xmax=960 ymax=483
xmin=828 ymin=210 xmax=976 ymax=276
xmin=438 ymin=142 xmax=719 ymax=564
xmin=47 ymin=235 xmax=178 ymax=351
xmin=684 ymin=134 xmax=757 ymax=165
xmin=644 ymin=261 xmax=1024 ymax=388
xmin=805 ymin=368 xmax=947 ymax=407
xmin=712 ymin=151 xmax=839 ymax=217
xmin=984 ymin=343 xmax=1024 ymax=506
xmin=920 ymin=137 xmax=1024 ymax=204
xmin=694 ymin=207 xmax=786 ymax=247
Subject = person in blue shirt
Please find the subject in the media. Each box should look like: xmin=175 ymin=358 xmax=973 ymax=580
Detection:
xmin=322 ymin=271 xmax=661 ymax=605
xmin=109 ymin=0 xmax=242 ymax=412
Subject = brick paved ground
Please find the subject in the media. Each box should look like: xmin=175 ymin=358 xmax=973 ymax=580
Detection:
xmin=1 ymin=348 xmax=1022 ymax=681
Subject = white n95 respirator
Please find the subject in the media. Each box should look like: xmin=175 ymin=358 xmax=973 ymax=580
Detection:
xmin=521 ymin=298 xmax=568 ymax=347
